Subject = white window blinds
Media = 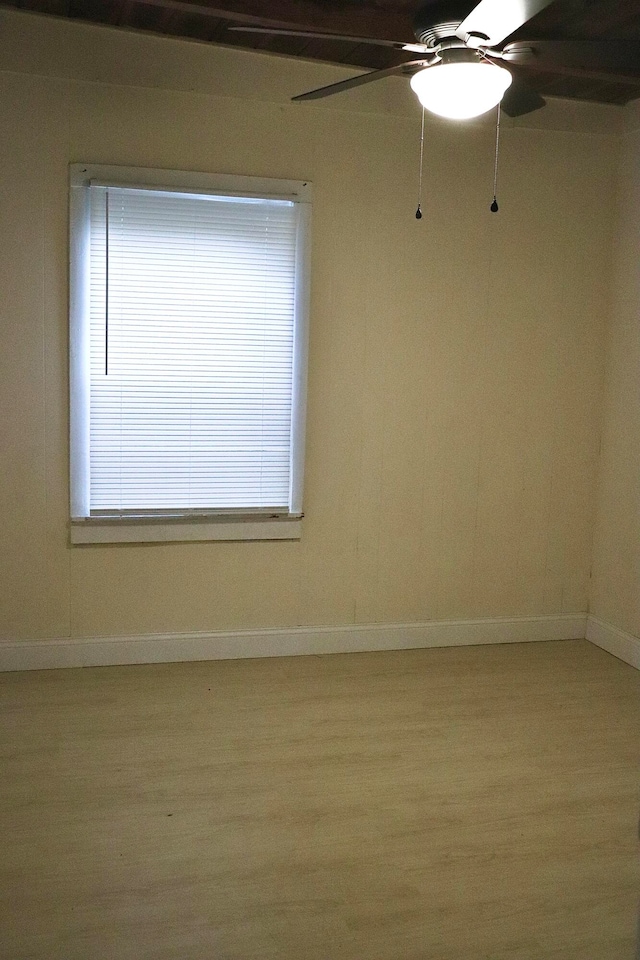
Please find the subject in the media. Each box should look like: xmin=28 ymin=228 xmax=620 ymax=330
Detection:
xmin=83 ymin=183 xmax=303 ymax=516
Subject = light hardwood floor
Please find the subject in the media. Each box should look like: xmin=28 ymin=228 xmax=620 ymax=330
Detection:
xmin=1 ymin=639 xmax=639 ymax=960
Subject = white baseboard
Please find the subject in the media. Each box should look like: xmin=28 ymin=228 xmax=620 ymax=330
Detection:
xmin=586 ymin=615 xmax=640 ymax=671
xmin=0 ymin=614 xmax=586 ymax=672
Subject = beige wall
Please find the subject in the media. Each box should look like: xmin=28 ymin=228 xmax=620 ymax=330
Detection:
xmin=590 ymin=102 xmax=640 ymax=640
xmin=0 ymin=10 xmax=617 ymax=643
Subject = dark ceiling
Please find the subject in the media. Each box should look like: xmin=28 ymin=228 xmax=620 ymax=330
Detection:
xmin=5 ymin=0 xmax=640 ymax=106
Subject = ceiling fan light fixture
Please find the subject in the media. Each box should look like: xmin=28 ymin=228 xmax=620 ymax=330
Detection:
xmin=410 ymin=61 xmax=512 ymax=120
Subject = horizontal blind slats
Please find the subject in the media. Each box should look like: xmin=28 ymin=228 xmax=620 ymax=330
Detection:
xmin=88 ymin=184 xmax=298 ymax=512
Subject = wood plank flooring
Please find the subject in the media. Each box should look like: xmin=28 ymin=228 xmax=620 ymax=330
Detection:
xmin=1 ymin=639 xmax=639 ymax=959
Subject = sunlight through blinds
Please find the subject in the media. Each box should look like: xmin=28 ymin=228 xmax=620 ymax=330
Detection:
xmin=88 ymin=186 xmax=298 ymax=514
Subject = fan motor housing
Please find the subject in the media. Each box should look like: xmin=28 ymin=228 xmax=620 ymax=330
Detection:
xmin=412 ymin=0 xmax=478 ymax=47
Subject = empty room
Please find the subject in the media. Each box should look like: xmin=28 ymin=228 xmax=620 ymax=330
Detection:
xmin=1 ymin=1 xmax=639 ymax=958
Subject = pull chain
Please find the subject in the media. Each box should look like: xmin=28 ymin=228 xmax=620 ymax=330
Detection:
xmin=491 ymin=103 xmax=501 ymax=213
xmin=416 ymin=107 xmax=425 ymax=219
xmin=105 ymin=188 xmax=110 ymax=375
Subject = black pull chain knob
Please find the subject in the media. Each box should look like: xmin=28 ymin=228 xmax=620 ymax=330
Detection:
xmin=415 ymin=205 xmax=423 ymax=220
xmin=490 ymin=198 xmax=499 ymax=213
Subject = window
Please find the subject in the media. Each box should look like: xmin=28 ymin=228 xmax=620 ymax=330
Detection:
xmin=69 ymin=165 xmax=311 ymax=544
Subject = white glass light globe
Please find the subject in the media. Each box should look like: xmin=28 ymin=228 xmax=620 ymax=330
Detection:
xmin=410 ymin=62 xmax=512 ymax=120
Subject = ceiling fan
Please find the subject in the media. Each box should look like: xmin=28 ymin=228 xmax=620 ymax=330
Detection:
xmin=230 ymin=0 xmax=640 ymax=120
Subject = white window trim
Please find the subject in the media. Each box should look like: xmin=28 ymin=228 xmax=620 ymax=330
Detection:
xmin=69 ymin=164 xmax=311 ymax=544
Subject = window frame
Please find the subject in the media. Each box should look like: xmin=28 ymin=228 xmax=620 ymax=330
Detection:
xmin=69 ymin=163 xmax=311 ymax=544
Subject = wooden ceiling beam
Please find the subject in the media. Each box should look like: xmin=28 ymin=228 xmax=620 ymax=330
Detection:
xmin=117 ymin=1 xmax=136 ymax=26
xmin=518 ymin=58 xmax=640 ymax=86
xmin=132 ymin=0 xmax=415 ymax=41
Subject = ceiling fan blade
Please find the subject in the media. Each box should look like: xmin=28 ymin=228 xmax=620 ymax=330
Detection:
xmin=291 ymin=60 xmax=429 ymax=102
xmin=455 ymin=0 xmax=557 ymax=47
xmin=500 ymin=76 xmax=546 ymax=117
xmin=503 ymin=39 xmax=640 ymax=78
xmin=228 ymin=25 xmax=425 ymax=51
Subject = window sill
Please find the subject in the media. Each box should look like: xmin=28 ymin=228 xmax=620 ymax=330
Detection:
xmin=70 ymin=516 xmax=303 ymax=544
